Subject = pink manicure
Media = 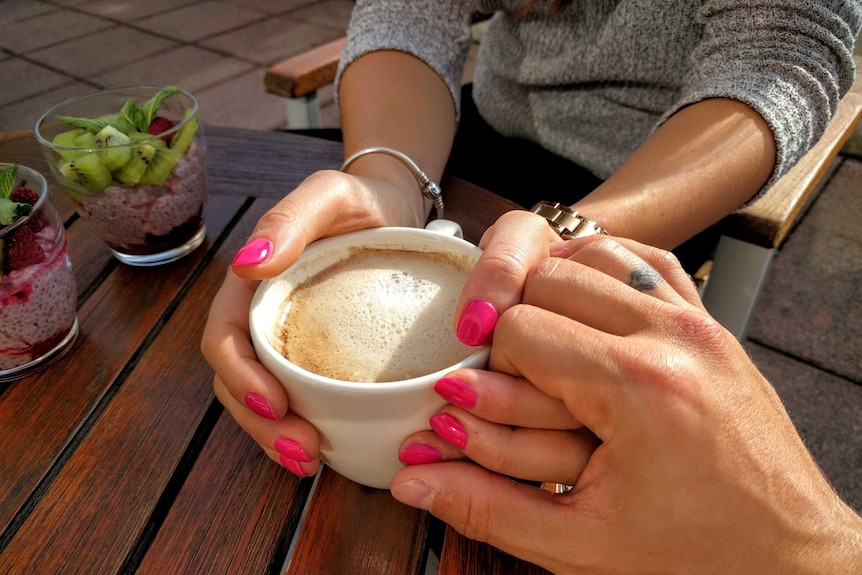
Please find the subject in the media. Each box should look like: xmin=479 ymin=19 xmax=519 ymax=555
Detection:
xmin=455 ymin=298 xmax=498 ymax=346
xmin=244 ymin=393 xmax=277 ymax=420
xmin=399 ymin=443 xmax=443 ymax=465
xmin=274 ymin=437 xmax=311 ymax=462
xmin=232 ymin=237 xmax=272 ymax=266
xmin=430 ymin=413 xmax=467 ymax=449
xmin=279 ymin=455 xmax=308 ymax=478
xmin=434 ymin=377 xmax=477 ymax=409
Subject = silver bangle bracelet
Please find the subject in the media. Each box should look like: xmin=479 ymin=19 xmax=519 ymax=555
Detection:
xmin=341 ymin=146 xmax=444 ymax=220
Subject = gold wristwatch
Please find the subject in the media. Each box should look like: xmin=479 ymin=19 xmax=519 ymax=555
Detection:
xmin=530 ymin=201 xmax=608 ymax=239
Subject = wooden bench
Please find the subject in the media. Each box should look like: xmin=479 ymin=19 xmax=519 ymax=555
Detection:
xmin=265 ymin=45 xmax=862 ymax=340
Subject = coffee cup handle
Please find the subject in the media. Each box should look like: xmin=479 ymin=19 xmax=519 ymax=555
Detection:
xmin=424 ymin=219 xmax=463 ymax=239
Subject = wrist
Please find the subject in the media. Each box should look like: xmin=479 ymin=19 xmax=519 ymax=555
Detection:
xmin=342 ymin=147 xmax=443 ymax=221
xmin=771 ymin=501 xmax=862 ymax=575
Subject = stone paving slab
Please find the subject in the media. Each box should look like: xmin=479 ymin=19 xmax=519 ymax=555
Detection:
xmin=749 ymin=158 xmax=862 ymax=382
xmin=0 ymin=0 xmax=58 ymax=26
xmin=136 ymin=2 xmax=267 ymax=43
xmin=75 ymin=0 xmax=202 ymax=22
xmin=194 ymin=69 xmax=287 ymax=131
xmin=201 ymin=17 xmax=344 ymax=65
xmin=745 ymin=341 xmax=862 ymax=512
xmin=0 ymin=9 xmax=113 ymax=54
xmin=0 ymin=81 xmax=96 ymax=133
xmin=0 ymin=58 xmax=71 ymax=108
xmin=217 ymin=0 xmax=320 ymax=16
xmin=91 ymin=46 xmax=254 ymax=94
xmin=27 ymin=26 xmax=177 ymax=78
xmin=288 ymin=0 xmax=358 ymax=29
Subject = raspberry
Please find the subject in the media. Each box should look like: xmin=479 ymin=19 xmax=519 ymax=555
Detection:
xmin=5 ymin=225 xmax=46 ymax=272
xmin=9 ymin=186 xmax=50 ymax=232
xmin=10 ymin=187 xmax=39 ymax=206
xmin=149 ymin=116 xmax=175 ymax=145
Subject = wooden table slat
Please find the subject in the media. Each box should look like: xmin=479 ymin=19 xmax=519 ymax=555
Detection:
xmin=439 ymin=528 xmax=554 ymax=575
xmin=0 ymin=126 xmax=552 ymax=575
xmin=285 ymin=467 xmax=429 ymax=575
xmin=0 ymin=195 xmax=245 ymax=574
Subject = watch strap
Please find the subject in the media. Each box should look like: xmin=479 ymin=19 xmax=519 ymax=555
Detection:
xmin=530 ymin=201 xmax=608 ymax=239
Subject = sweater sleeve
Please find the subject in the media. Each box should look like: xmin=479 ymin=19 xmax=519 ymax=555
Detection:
xmin=335 ymin=0 xmax=480 ymax=120
xmin=660 ymin=0 xmax=862 ymax=194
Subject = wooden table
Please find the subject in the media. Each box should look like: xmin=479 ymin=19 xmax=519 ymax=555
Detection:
xmin=0 ymin=127 xmax=551 ymax=574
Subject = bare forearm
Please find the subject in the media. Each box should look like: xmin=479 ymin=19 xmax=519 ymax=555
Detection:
xmin=573 ymin=98 xmax=777 ymax=249
xmin=339 ymin=50 xmax=456 ymax=225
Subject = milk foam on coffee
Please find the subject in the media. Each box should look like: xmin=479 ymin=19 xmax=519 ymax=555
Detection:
xmin=274 ymin=247 xmax=474 ymax=383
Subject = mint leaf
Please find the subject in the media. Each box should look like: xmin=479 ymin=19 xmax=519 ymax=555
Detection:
xmin=140 ymin=86 xmax=181 ymax=128
xmin=57 ymin=114 xmax=114 ymax=133
xmin=0 ymin=198 xmax=31 ymax=226
xmin=0 ymin=164 xmax=17 ymax=199
xmin=117 ymin=99 xmax=144 ymax=133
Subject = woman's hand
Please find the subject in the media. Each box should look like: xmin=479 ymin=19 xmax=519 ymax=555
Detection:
xmin=392 ymin=236 xmax=862 ymax=574
xmin=201 ymin=169 xmax=423 ymax=476
xmin=453 ymin=209 xmax=562 ymax=346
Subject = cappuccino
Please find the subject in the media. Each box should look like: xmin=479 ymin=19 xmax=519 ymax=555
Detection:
xmin=273 ymin=247 xmax=474 ymax=383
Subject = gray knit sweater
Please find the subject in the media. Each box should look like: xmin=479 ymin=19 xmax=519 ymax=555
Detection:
xmin=337 ymin=0 xmax=861 ymax=192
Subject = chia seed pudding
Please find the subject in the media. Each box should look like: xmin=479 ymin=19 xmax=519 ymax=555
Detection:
xmin=0 ymin=242 xmax=76 ymax=370
xmin=34 ymin=86 xmax=208 ymax=266
xmin=0 ymin=163 xmax=78 ymax=379
xmin=74 ymin=152 xmax=207 ymax=255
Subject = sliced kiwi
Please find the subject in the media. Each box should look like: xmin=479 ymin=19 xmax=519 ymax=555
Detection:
xmin=93 ymin=125 xmax=132 ymax=172
xmin=114 ymin=142 xmax=159 ymax=186
xmin=137 ymin=148 xmax=180 ymax=186
xmin=74 ymin=130 xmax=97 ymax=149
xmin=52 ymin=129 xmax=88 ymax=161
xmin=169 ymin=112 xmax=199 ymax=157
xmin=129 ymin=130 xmax=167 ymax=149
xmin=58 ymin=152 xmax=112 ymax=194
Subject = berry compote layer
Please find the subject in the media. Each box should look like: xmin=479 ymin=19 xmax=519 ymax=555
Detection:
xmin=75 ymin=154 xmax=207 ymax=256
xmin=0 ymin=225 xmax=77 ymax=370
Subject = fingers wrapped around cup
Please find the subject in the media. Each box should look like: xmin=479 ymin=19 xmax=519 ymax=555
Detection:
xmin=404 ymin=236 xmax=722 ymax=487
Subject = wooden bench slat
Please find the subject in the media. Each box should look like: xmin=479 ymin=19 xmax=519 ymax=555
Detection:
xmin=265 ymin=38 xmax=346 ymax=99
xmin=722 ymin=56 xmax=862 ymax=248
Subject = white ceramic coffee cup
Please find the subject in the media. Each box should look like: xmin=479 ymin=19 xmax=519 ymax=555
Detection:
xmin=250 ymin=223 xmax=489 ymax=488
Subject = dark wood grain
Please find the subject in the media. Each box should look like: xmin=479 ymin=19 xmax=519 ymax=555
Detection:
xmin=0 ymin=126 xmax=549 ymax=575
xmin=285 ymin=467 xmax=428 ymax=575
xmin=0 ymin=193 xmax=250 ymax=572
xmin=137 ymin=412 xmax=314 ymax=574
xmin=205 ymin=126 xmax=343 ymax=198
xmin=0 ymin=194 xmax=243 ymax=541
xmin=134 ymin=198 xmax=309 ymax=574
xmin=439 ymin=529 xmax=554 ymax=575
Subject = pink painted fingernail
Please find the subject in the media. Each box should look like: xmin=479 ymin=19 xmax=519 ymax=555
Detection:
xmin=399 ymin=443 xmax=443 ymax=465
xmin=232 ymin=237 xmax=272 ymax=266
xmin=244 ymin=393 xmax=277 ymax=420
xmin=274 ymin=438 xmax=311 ymax=462
xmin=456 ymin=299 xmax=498 ymax=346
xmin=279 ymin=455 xmax=308 ymax=478
xmin=434 ymin=377 xmax=477 ymax=409
xmin=430 ymin=413 xmax=467 ymax=449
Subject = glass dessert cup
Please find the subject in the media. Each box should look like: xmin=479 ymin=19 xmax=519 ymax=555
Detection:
xmin=34 ymin=86 xmax=208 ymax=267
xmin=0 ymin=164 xmax=78 ymax=382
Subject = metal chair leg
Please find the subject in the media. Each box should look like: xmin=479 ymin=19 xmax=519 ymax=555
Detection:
xmin=701 ymin=235 xmax=775 ymax=341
